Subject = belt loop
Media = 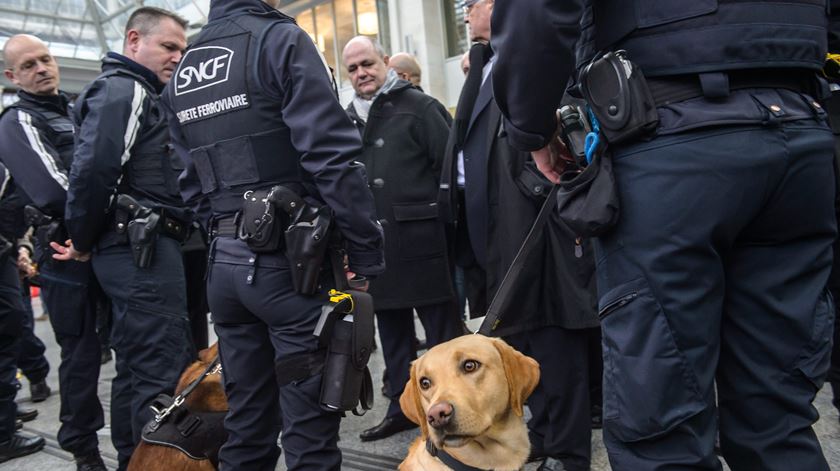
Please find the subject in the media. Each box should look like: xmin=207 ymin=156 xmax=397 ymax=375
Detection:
xmin=205 ymin=237 xmax=218 ymax=282
xmin=699 ymin=72 xmax=730 ymax=99
xmin=246 ymin=253 xmax=258 ymax=285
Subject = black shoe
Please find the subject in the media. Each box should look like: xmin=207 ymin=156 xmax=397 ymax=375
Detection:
xmin=537 ymin=457 xmax=569 ymax=471
xmin=359 ymin=414 xmax=417 ymax=441
xmin=590 ymin=404 xmax=603 ymax=429
xmin=75 ymin=451 xmax=107 ymax=471
xmin=0 ymin=433 xmax=45 ymax=463
xmin=30 ymin=380 xmax=51 ymax=403
xmin=15 ymin=407 xmax=37 ymax=422
xmin=100 ymin=349 xmax=112 ymax=365
xmin=14 ymin=420 xmax=22 ymax=431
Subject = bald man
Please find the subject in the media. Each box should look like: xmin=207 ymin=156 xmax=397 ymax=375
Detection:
xmin=0 ymin=34 xmax=107 ymax=470
xmin=388 ymin=52 xmax=422 ymax=89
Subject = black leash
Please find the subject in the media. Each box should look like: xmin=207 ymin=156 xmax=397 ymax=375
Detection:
xmin=151 ymin=355 xmax=221 ymax=424
xmin=476 ymin=184 xmax=558 ymax=336
xmin=426 ymin=440 xmax=492 ymax=471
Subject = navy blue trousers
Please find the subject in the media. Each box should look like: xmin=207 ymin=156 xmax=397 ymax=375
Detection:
xmin=0 ymin=257 xmax=23 ymax=442
xmin=16 ymin=278 xmax=48 ymax=384
xmin=506 ymin=327 xmax=596 ymax=471
xmin=38 ymin=259 xmax=104 ymax=456
xmin=596 ymin=89 xmax=835 ymax=470
xmin=377 ymin=301 xmax=463 ymax=418
xmin=93 ymin=237 xmax=192 ymax=470
xmin=208 ymin=238 xmax=341 ymax=471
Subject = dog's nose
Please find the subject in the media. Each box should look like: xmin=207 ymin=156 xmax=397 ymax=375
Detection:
xmin=427 ymin=402 xmax=454 ymax=429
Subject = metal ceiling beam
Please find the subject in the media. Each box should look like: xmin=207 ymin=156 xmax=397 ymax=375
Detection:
xmin=100 ymin=3 xmax=136 ymax=23
xmin=0 ymin=7 xmax=94 ymax=24
xmin=84 ymin=0 xmax=110 ymax=55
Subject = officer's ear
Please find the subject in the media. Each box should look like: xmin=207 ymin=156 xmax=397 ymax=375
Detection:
xmin=383 ymin=55 xmax=390 ymax=67
xmin=3 ymin=68 xmax=15 ymax=84
xmin=124 ymin=29 xmax=142 ymax=55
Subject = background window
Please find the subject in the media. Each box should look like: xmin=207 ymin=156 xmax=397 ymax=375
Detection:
xmin=444 ymin=0 xmax=468 ymax=58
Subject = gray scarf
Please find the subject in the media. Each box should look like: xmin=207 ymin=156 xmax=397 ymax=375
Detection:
xmin=352 ymin=69 xmax=400 ymax=123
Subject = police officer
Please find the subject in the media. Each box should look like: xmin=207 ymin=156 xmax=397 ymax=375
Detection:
xmin=163 ymin=1 xmax=384 ymax=469
xmin=0 ymin=34 xmax=106 ymax=471
xmin=492 ymin=1 xmax=835 ymax=470
xmin=53 ymin=7 xmax=194 ymax=470
xmin=0 ymin=161 xmax=45 ymax=464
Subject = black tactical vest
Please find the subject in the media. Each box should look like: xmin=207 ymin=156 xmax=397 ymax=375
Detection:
xmin=2 ymin=94 xmax=74 ymax=170
xmin=166 ymin=11 xmax=304 ymax=214
xmin=577 ymin=0 xmax=828 ymax=77
xmin=101 ymin=68 xmax=185 ymax=211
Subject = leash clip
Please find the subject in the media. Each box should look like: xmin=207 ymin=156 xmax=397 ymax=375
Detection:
xmin=153 ymin=395 xmax=185 ymax=423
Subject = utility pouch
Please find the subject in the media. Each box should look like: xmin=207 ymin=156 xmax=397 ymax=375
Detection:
xmin=238 ymin=189 xmax=285 ymax=253
xmin=315 ymin=289 xmax=375 ymax=415
xmin=579 ymin=50 xmax=659 ymax=145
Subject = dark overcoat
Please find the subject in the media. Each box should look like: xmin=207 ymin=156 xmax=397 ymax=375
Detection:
xmin=346 ymin=81 xmax=455 ymax=310
xmin=439 ymin=91 xmax=599 ymax=335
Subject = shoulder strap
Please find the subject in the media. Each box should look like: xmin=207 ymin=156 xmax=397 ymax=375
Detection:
xmin=477 ymin=184 xmax=558 ymax=335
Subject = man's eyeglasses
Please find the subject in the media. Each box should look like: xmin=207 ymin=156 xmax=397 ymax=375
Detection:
xmin=463 ymin=0 xmax=484 ymax=16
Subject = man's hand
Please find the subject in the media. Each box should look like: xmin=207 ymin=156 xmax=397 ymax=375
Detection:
xmin=17 ymin=247 xmax=36 ymax=278
xmin=50 ymin=239 xmax=91 ymax=263
xmin=532 ymin=134 xmax=575 ymax=185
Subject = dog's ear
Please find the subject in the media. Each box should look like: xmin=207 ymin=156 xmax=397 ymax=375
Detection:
xmin=399 ymin=360 xmax=429 ymax=437
xmin=492 ymin=338 xmax=540 ymax=417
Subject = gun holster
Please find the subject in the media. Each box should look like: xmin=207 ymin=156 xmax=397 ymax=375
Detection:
xmin=579 ymin=50 xmax=659 ymax=145
xmin=127 ymin=213 xmax=160 ymax=268
xmin=314 ymin=289 xmax=375 ymax=415
xmin=285 ymin=205 xmax=333 ymax=295
xmin=24 ymin=205 xmax=65 ymax=262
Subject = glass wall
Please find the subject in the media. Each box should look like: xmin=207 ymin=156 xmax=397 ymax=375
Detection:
xmin=284 ymin=0 xmax=389 ymax=88
xmin=443 ymin=0 xmax=468 ymax=58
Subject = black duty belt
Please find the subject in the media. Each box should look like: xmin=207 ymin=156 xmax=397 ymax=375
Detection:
xmin=210 ymin=215 xmax=238 ymax=239
xmin=647 ymin=69 xmax=821 ymax=106
xmin=158 ymin=209 xmax=189 ymax=242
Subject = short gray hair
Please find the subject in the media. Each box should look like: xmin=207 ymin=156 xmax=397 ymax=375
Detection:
xmin=125 ymin=6 xmax=188 ymax=35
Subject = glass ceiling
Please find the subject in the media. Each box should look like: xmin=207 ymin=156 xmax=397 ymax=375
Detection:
xmin=0 ymin=0 xmax=209 ymax=61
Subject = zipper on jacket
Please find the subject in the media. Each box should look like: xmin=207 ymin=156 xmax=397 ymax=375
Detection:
xmin=599 ymin=292 xmax=638 ymax=320
xmin=574 ymin=237 xmax=583 ymax=258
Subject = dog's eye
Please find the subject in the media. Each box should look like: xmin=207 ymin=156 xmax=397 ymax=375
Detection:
xmin=419 ymin=377 xmax=432 ymax=390
xmin=462 ymin=360 xmax=480 ymax=373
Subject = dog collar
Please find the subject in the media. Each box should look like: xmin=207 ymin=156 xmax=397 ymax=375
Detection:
xmin=425 ymin=439 xmax=493 ymax=471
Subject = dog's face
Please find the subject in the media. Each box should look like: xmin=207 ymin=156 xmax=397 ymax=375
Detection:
xmin=399 ymin=335 xmax=539 ymax=449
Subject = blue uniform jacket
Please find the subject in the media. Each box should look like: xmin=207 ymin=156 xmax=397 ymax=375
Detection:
xmin=66 ymin=54 xmax=187 ymax=253
xmin=0 ymin=91 xmax=73 ymax=216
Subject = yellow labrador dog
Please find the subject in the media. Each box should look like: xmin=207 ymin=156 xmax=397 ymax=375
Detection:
xmin=399 ymin=335 xmax=540 ymax=470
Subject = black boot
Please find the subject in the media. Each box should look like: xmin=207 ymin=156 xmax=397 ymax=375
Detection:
xmin=30 ymin=380 xmax=51 ymax=403
xmin=0 ymin=433 xmax=45 ymax=463
xmin=75 ymin=451 xmax=107 ymax=471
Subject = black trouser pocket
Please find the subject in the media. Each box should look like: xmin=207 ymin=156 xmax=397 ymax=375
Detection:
xmin=599 ymin=277 xmax=705 ymax=442
xmin=41 ymin=274 xmax=88 ymax=337
xmin=794 ymin=289 xmax=834 ymax=389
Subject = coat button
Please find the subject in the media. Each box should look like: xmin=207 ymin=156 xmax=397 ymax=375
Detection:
xmin=374 ymin=138 xmax=385 ymax=148
xmin=372 ymin=178 xmax=385 ymax=188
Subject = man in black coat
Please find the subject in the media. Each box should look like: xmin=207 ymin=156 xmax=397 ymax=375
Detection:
xmin=342 ymin=36 xmax=463 ymax=442
xmin=438 ymin=1 xmax=600 ymax=469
